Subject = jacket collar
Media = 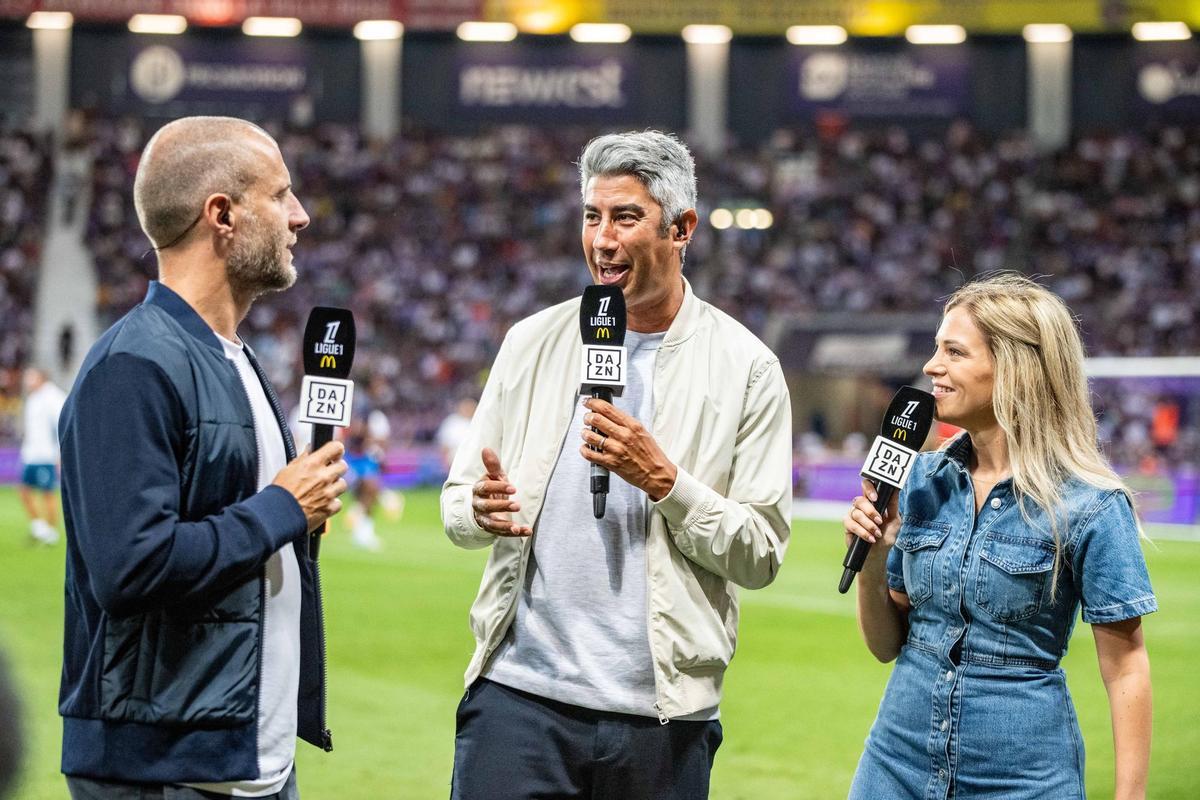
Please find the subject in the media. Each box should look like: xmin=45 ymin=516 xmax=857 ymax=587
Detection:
xmin=924 ymin=431 xmax=974 ymax=477
xmin=662 ymin=277 xmax=702 ymax=348
xmin=144 ymin=281 xmax=223 ymax=353
xmin=923 ymin=432 xmax=1016 ymax=492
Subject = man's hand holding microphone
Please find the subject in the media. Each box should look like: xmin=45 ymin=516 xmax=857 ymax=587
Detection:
xmin=578 ymin=397 xmax=676 ymax=502
xmin=273 ymin=440 xmax=350 ymax=533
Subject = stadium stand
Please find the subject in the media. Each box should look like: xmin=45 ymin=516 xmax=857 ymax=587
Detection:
xmin=0 ymin=115 xmax=1188 ymax=469
xmin=0 ymin=128 xmax=52 ymax=441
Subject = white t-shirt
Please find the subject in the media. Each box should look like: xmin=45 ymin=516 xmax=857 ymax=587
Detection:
xmin=186 ymin=335 xmax=301 ymax=797
xmin=21 ymin=381 xmax=66 ymax=464
xmin=485 ymin=330 xmax=716 ymax=721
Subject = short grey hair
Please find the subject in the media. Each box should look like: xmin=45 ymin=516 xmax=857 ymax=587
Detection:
xmin=578 ymin=131 xmax=697 ymax=234
xmin=133 ymin=116 xmax=273 ymax=249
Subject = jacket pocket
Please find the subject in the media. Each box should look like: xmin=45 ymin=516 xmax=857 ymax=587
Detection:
xmin=975 ymin=532 xmax=1056 ymax=623
xmin=667 ymin=574 xmax=737 ymax=673
xmin=101 ymin=613 xmax=258 ymax=726
xmin=894 ymin=519 xmax=951 ymax=608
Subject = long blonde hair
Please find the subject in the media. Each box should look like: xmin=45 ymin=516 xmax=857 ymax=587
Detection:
xmin=944 ymin=273 xmax=1138 ymax=570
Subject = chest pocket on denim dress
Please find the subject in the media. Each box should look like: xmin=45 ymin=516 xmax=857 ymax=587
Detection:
xmin=976 ymin=532 xmax=1056 ymax=622
xmin=894 ymin=519 xmax=951 ymax=607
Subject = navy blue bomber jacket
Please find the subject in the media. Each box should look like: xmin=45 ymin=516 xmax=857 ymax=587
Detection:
xmin=58 ymin=282 xmax=331 ymax=783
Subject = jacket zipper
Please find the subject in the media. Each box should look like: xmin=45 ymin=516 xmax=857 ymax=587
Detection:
xmin=650 ymin=348 xmax=669 ymax=725
xmin=648 ymin=496 xmax=668 ymax=725
xmin=246 ymin=348 xmax=333 ymax=750
xmin=255 ymin=564 xmax=268 ymax=769
xmin=312 ymin=563 xmax=333 ymax=750
xmin=228 ymin=356 xmax=270 ymax=774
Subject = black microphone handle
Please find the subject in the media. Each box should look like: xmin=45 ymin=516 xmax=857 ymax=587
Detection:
xmin=590 ymin=387 xmax=613 ymax=518
xmin=308 ymin=423 xmax=335 ymax=561
xmin=837 ymin=481 xmax=897 ymax=594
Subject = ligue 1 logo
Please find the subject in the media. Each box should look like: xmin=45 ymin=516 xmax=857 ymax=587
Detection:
xmin=888 ymin=400 xmax=921 ymax=441
xmin=316 ymin=321 xmax=342 ymax=369
xmin=593 ymin=296 xmax=613 ymax=339
xmin=310 ymin=319 xmax=346 ymax=371
xmin=589 ymin=295 xmax=618 ymax=338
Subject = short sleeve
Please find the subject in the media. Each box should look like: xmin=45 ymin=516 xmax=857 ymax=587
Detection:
xmin=1070 ymin=490 xmax=1158 ymax=625
xmin=886 ymin=544 xmax=905 ymax=592
xmin=886 ymin=480 xmax=918 ymax=593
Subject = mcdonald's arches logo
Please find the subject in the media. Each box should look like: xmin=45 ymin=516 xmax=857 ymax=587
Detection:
xmin=595 ymin=327 xmax=611 ymax=339
xmin=893 ymin=428 xmax=907 ymax=442
xmin=320 ymin=354 xmax=337 ymax=369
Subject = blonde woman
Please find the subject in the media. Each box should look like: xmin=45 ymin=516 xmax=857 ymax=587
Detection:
xmin=844 ymin=274 xmax=1155 ymax=799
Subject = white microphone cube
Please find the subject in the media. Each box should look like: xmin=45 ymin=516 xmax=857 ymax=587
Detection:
xmin=299 ymin=375 xmax=355 ymax=427
xmin=861 ymin=435 xmax=917 ymax=490
xmin=580 ymin=344 xmax=627 ymax=396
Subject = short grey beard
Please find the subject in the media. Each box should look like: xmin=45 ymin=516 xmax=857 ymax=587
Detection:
xmin=225 ymin=214 xmax=295 ymax=298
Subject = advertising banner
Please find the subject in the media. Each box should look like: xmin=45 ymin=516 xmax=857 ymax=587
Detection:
xmin=127 ymin=41 xmax=307 ymax=109
xmin=71 ymin=30 xmax=358 ymax=122
xmin=583 ymin=0 xmax=1142 ymax=35
xmin=453 ymin=45 xmax=635 ymax=124
xmin=1133 ymin=41 xmax=1200 ymax=123
xmin=790 ymin=44 xmax=970 ymax=119
xmin=0 ymin=29 xmax=33 ymax=123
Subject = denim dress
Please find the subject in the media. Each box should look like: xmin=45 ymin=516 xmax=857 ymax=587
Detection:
xmin=849 ymin=435 xmax=1157 ymax=800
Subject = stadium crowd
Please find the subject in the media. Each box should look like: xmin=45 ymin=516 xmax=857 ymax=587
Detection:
xmin=2 ymin=117 xmax=1197 ymax=468
xmin=0 ymin=129 xmax=52 ymax=441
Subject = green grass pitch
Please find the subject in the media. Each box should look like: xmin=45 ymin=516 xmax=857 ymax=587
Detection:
xmin=1 ymin=488 xmax=1196 ymax=798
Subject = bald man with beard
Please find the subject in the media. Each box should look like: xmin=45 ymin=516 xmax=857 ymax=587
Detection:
xmin=58 ymin=117 xmax=348 ymax=800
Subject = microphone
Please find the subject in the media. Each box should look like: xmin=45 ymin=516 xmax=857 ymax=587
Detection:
xmin=299 ymin=307 xmax=357 ymax=560
xmin=579 ymin=285 xmax=627 ymax=519
xmin=837 ymin=386 xmax=935 ymax=594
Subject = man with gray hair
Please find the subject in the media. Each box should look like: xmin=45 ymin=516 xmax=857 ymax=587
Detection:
xmin=58 ymin=117 xmax=348 ymax=799
xmin=442 ymin=130 xmax=793 ymax=798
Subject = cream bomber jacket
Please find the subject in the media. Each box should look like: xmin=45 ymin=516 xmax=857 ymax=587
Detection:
xmin=440 ymin=280 xmax=793 ymax=720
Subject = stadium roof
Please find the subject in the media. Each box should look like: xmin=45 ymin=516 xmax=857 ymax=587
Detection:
xmin=4 ymin=0 xmax=1200 ymax=35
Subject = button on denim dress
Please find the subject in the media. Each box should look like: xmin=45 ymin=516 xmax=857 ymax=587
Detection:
xmin=849 ymin=435 xmax=1157 ymax=800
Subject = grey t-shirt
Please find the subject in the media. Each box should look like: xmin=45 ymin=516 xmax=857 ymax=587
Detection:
xmin=486 ymin=331 xmax=718 ymax=720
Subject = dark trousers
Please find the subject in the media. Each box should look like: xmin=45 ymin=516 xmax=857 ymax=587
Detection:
xmin=66 ymin=767 xmax=299 ymax=799
xmin=451 ymin=679 xmax=723 ymax=800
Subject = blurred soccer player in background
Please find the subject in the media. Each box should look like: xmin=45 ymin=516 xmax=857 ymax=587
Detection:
xmin=18 ymin=366 xmax=65 ymax=545
xmin=344 ymin=389 xmax=392 ymax=551
xmin=844 ymin=274 xmax=1154 ymax=800
xmin=436 ymin=396 xmax=477 ymax=470
xmin=441 ymin=131 xmax=793 ymax=799
xmin=58 ymin=116 xmax=348 ymax=800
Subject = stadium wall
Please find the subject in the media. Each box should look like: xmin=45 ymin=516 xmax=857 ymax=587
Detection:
xmin=68 ymin=25 xmax=361 ymax=124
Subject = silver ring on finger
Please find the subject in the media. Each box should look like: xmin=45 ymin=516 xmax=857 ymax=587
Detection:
xmin=598 ymin=434 xmax=607 ymax=453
